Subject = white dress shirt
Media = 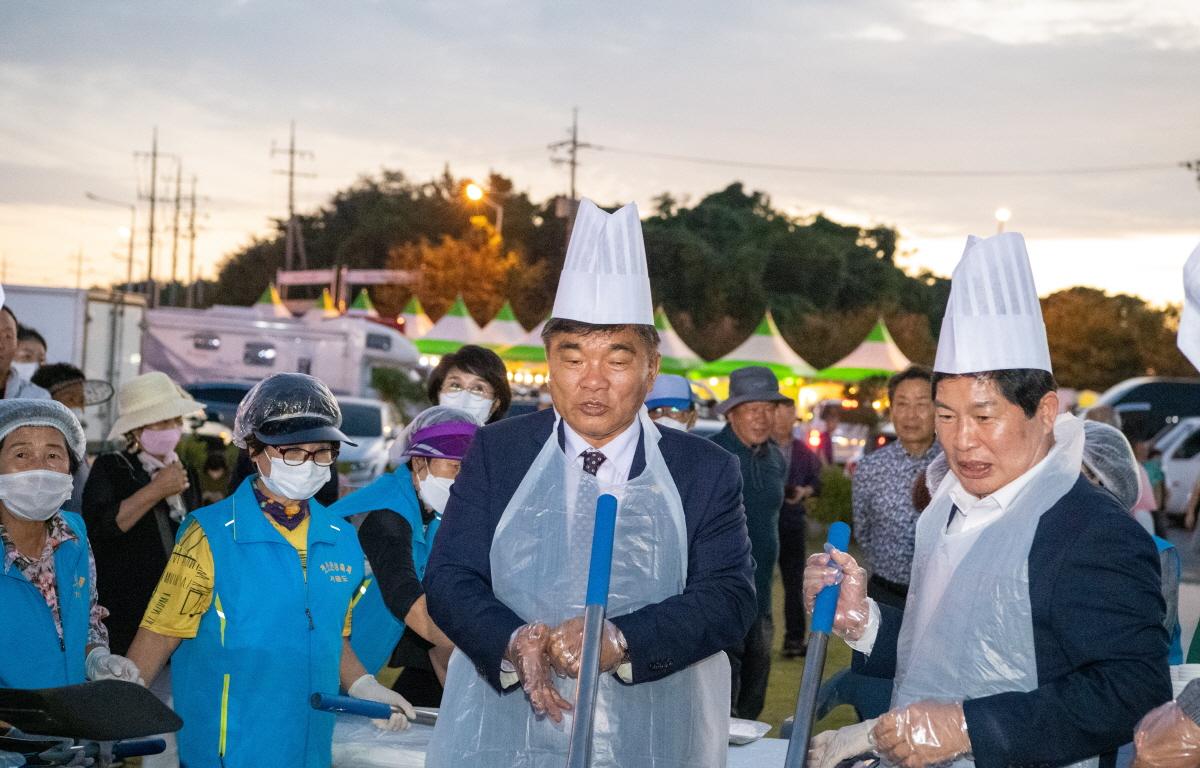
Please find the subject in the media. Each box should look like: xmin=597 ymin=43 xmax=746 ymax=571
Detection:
xmin=849 ymin=450 xmax=1051 ymax=655
xmin=499 ymin=413 xmax=642 ymax=686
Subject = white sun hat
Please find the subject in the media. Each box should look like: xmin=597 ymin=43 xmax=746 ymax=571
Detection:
xmin=934 ymin=232 xmax=1052 ymax=374
xmin=108 ymin=371 xmax=205 ymax=439
xmin=551 ymin=198 xmax=654 ymax=326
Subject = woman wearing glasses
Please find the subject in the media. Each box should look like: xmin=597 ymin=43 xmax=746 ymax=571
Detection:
xmin=126 ymin=373 xmax=413 ymax=768
xmin=426 ymin=345 xmax=512 ymax=424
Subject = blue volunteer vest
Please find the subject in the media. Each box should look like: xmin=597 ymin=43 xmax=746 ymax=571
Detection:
xmin=0 ymin=511 xmax=91 ymax=688
xmin=171 ymin=477 xmax=362 ymax=768
xmin=327 ymin=466 xmax=438 ymax=674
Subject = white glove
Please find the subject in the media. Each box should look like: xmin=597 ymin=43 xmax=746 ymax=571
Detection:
xmin=348 ymin=674 xmax=415 ymax=732
xmin=808 ymin=719 xmax=877 ymax=768
xmin=84 ymin=647 xmax=144 ymax=685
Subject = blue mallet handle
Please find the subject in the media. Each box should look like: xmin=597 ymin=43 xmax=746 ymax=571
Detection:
xmin=784 ymin=521 xmax=852 ymax=768
xmin=310 ymin=692 xmax=392 ymax=719
xmin=112 ymin=738 xmax=167 ymax=759
xmin=566 ymin=493 xmax=619 ymax=768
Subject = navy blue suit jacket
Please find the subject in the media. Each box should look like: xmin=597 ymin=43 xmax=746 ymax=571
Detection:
xmin=424 ymin=408 xmax=757 ymax=692
xmin=854 ymin=477 xmax=1171 ymax=768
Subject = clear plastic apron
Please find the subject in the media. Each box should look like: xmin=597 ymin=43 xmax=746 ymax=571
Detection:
xmin=428 ymin=410 xmax=730 ymax=768
xmin=891 ymin=415 xmax=1095 ymax=768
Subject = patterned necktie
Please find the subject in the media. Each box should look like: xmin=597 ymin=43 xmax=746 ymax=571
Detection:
xmin=582 ymin=449 xmax=607 ymax=476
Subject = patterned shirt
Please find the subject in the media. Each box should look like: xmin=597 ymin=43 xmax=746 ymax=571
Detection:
xmin=1 ymin=514 xmax=110 ymax=647
xmin=851 ymin=440 xmax=942 ymax=585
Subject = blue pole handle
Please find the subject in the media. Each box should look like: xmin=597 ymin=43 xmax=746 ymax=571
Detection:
xmin=584 ymin=494 xmax=619 ymax=606
xmin=811 ymin=522 xmax=851 ymax=634
xmin=112 ymin=738 xmax=167 ymax=759
xmin=309 ymin=692 xmax=392 ymax=719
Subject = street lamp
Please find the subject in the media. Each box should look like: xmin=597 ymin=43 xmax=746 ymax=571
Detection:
xmin=85 ymin=193 xmax=137 ymax=293
xmin=994 ymin=207 xmax=1012 ymax=234
xmin=464 ymin=182 xmax=504 ymax=238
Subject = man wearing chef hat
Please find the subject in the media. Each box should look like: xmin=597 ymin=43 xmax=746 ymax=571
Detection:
xmin=424 ymin=199 xmax=756 ymax=767
xmin=805 ymin=233 xmax=1170 ymax=768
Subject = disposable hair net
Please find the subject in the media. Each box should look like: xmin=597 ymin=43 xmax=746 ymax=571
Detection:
xmin=1080 ymin=420 xmax=1141 ymax=511
xmin=232 ymin=373 xmax=341 ymax=448
xmin=396 ymin=405 xmax=479 ymax=461
xmin=0 ymin=399 xmax=86 ymax=462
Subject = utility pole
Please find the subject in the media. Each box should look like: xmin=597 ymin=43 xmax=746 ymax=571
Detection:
xmin=134 ymin=127 xmax=178 ymax=308
xmin=1185 ymin=159 xmax=1200 ymax=189
xmin=74 ymin=248 xmax=85 ymax=290
xmin=272 ymin=121 xmax=315 ymax=284
xmin=168 ymin=161 xmax=183 ymax=305
xmin=548 ymin=107 xmax=593 ymax=200
xmin=186 ymin=174 xmax=198 ymax=308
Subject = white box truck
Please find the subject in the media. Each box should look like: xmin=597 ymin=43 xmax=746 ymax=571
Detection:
xmin=2 ymin=285 xmax=147 ymax=443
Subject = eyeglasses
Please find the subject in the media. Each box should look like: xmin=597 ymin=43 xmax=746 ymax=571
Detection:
xmin=441 ymin=381 xmax=493 ymax=399
xmin=272 ymin=446 xmax=339 ymax=467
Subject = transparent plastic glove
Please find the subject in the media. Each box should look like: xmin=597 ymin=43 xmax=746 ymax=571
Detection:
xmin=348 ymin=674 xmax=414 ymax=732
xmin=873 ymin=701 xmax=970 ymax=768
xmin=505 ymin=623 xmax=573 ymax=723
xmin=808 ymin=718 xmax=877 ymax=768
xmin=547 ymin=615 xmax=627 ymax=678
xmin=84 ymin=647 xmax=144 ymax=685
xmin=1133 ymin=701 xmax=1200 ymax=768
xmin=803 ymin=547 xmax=870 ymax=641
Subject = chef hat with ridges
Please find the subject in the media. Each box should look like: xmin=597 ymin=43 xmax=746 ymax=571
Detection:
xmin=551 ymin=199 xmax=654 ymax=326
xmin=1178 ymin=242 xmax=1200 ymax=373
xmin=934 ymin=232 xmax=1052 ymax=374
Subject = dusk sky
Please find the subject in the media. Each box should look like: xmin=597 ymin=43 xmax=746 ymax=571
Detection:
xmin=1 ymin=1 xmax=1197 ymax=304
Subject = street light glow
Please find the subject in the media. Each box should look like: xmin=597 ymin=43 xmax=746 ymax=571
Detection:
xmin=994 ymin=207 xmax=1012 ymax=223
xmin=465 ymin=183 xmax=484 ymax=201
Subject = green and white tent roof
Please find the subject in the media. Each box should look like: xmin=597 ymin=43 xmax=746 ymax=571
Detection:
xmin=416 ymin=296 xmax=483 ymax=356
xmin=818 ymin=319 xmax=912 ymax=381
xmin=498 ymin=316 xmax=548 ymax=364
xmin=655 ymin=308 xmax=702 ymax=374
xmin=478 ymin=302 xmax=528 ymax=348
xmin=401 ymin=296 xmax=434 ymax=338
xmin=694 ymin=310 xmax=815 ymax=379
xmin=253 ymin=283 xmax=293 ymax=319
xmin=346 ymin=288 xmax=379 ymax=318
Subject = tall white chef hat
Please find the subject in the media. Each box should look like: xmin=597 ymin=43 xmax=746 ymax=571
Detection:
xmin=1177 ymin=242 xmax=1200 ymax=373
xmin=551 ymin=198 xmax=653 ymax=326
xmin=934 ymin=232 xmax=1052 ymax=374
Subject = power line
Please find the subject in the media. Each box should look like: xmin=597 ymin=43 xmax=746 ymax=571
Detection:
xmin=548 ymin=107 xmax=595 ymax=199
xmin=272 ymin=120 xmax=315 ymax=274
xmin=589 ymin=144 xmax=1184 ymax=178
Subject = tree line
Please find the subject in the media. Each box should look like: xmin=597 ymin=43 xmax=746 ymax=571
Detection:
xmin=198 ymin=169 xmax=1192 ymax=391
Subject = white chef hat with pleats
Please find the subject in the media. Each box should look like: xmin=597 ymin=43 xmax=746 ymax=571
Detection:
xmin=551 ymin=198 xmax=653 ymax=325
xmin=934 ymin=232 xmax=1052 ymax=374
xmin=1179 ymin=242 xmax=1200 ymax=373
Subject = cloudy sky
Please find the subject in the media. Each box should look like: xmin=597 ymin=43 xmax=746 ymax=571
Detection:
xmin=1 ymin=1 xmax=1197 ymax=304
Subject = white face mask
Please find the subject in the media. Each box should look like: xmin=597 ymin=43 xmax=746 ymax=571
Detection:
xmin=259 ymin=457 xmax=330 ymax=501
xmin=11 ymin=362 xmax=38 ymax=381
xmin=439 ymin=390 xmax=493 ymax=424
xmin=417 ymin=474 xmax=454 ymax=515
xmin=654 ymin=416 xmax=691 ymax=432
xmin=0 ymin=469 xmax=74 ymax=522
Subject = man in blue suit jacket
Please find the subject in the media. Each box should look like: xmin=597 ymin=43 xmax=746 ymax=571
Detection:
xmin=426 ymin=397 xmax=757 ymax=691
xmin=424 ymin=198 xmax=755 ymax=767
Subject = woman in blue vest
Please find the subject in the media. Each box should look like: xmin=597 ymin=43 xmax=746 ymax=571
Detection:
xmin=330 ymin=405 xmax=478 ymax=706
xmin=0 ymin=398 xmax=141 ymax=689
xmin=125 ymin=373 xmax=413 ymax=768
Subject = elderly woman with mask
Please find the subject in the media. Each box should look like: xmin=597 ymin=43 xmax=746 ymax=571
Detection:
xmin=126 ymin=373 xmax=411 ymax=768
xmin=0 ymin=399 xmax=140 ymax=688
xmin=82 ymin=371 xmax=202 ymax=656
xmin=330 ymin=405 xmax=479 ymax=706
